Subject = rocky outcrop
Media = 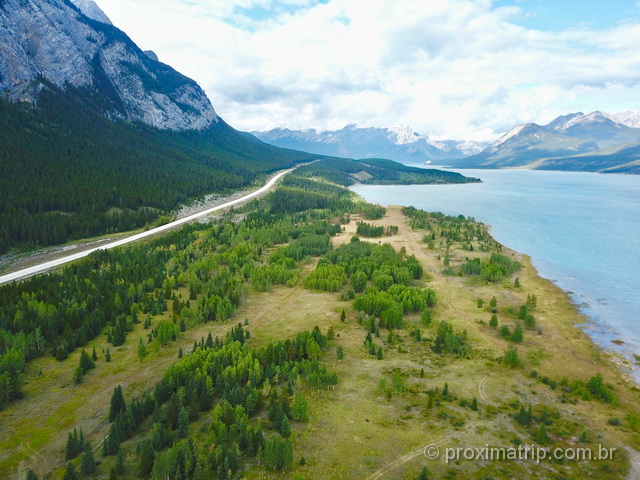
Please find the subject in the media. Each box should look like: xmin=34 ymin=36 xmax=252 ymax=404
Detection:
xmin=70 ymin=0 xmax=112 ymax=25
xmin=0 ymin=0 xmax=217 ymax=130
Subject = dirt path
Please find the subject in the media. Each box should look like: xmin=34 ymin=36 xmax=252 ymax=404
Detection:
xmin=365 ymin=431 xmax=465 ymax=480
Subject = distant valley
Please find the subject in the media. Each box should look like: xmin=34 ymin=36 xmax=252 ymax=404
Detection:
xmin=255 ymin=111 xmax=640 ymax=174
xmin=252 ymin=125 xmax=489 ymax=164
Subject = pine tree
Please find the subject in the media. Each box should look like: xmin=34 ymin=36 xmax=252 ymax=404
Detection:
xmin=470 ymin=397 xmax=478 ymax=411
xmin=25 ymin=469 xmax=39 ymax=480
xmin=443 ymin=382 xmax=449 ymax=396
xmin=511 ymin=325 xmax=524 ymax=343
xmin=178 ymin=407 xmax=189 ymax=438
xmin=418 ymin=467 xmax=431 ymax=480
xmin=489 ymin=314 xmax=498 ymax=328
xmin=80 ymin=444 xmax=97 ymax=475
xmin=279 ymin=414 xmax=291 ymax=437
xmin=137 ymin=338 xmax=147 ymax=362
xmin=115 ymin=450 xmax=125 ymax=474
xmin=109 ymin=385 xmax=126 ymax=422
xmin=105 ymin=348 xmax=111 ymax=362
xmin=340 ymin=309 xmax=346 ymax=322
xmin=65 ymin=428 xmax=80 ymax=460
xmin=138 ymin=441 xmax=154 ymax=477
xmin=534 ymin=424 xmax=549 ymax=445
xmin=376 ymin=347 xmax=383 ymax=360
xmin=290 ymin=393 xmax=309 ymax=422
xmin=91 ymin=346 xmax=98 ymax=361
xmin=103 ymin=422 xmax=120 ymax=456
xmin=62 ymin=463 xmax=78 ymax=480
xmin=178 ymin=346 xmax=183 ymax=359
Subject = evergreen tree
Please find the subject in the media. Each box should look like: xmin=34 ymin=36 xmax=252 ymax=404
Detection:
xmin=105 ymin=348 xmax=111 ymax=362
xmin=109 ymin=385 xmax=126 ymax=422
xmin=290 ymin=393 xmax=309 ymax=422
xmin=80 ymin=444 xmax=97 ymax=475
xmin=138 ymin=441 xmax=154 ymax=477
xmin=65 ymin=428 xmax=80 ymax=460
xmin=62 ymin=463 xmax=78 ymax=480
xmin=470 ymin=397 xmax=478 ymax=411
xmin=489 ymin=314 xmax=498 ymax=328
xmin=137 ymin=338 xmax=148 ymax=362
xmin=511 ymin=325 xmax=524 ymax=343
xmin=534 ymin=425 xmax=549 ymax=445
xmin=340 ymin=309 xmax=346 ymax=322
xmin=418 ymin=467 xmax=431 ymax=480
xmin=503 ymin=346 xmax=522 ymax=368
xmin=115 ymin=450 xmax=125 ymax=474
xmin=178 ymin=407 xmax=189 ymax=438
xmin=91 ymin=347 xmax=98 ymax=361
xmin=103 ymin=422 xmax=120 ymax=456
xmin=25 ymin=469 xmax=39 ymax=480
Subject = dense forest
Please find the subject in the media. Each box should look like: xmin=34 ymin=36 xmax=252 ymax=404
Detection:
xmin=0 ymin=174 xmax=351 ymax=406
xmin=293 ymin=157 xmax=481 ymax=186
xmin=0 ymin=85 xmax=317 ymax=254
xmin=3 ymin=171 xmax=637 ymax=480
xmin=0 ymin=174 xmax=356 ymax=479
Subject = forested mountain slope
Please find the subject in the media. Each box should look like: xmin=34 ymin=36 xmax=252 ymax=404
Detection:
xmin=0 ymin=86 xmax=316 ymax=254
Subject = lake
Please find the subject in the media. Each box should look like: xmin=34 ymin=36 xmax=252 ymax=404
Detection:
xmin=351 ymin=169 xmax=640 ymax=380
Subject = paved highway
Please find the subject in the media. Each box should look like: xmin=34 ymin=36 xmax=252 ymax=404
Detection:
xmin=0 ymin=168 xmax=293 ymax=285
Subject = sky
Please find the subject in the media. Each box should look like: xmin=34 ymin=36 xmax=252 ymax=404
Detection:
xmin=98 ymin=0 xmax=640 ymax=141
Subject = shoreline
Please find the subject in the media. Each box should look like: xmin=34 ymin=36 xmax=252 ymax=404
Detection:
xmin=483 ymin=222 xmax=640 ymax=387
xmin=383 ymin=200 xmax=640 ymax=390
xmin=351 ymin=174 xmax=640 ymax=389
xmin=523 ymin=252 xmax=639 ymax=388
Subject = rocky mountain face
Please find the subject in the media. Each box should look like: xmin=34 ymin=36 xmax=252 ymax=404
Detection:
xmin=457 ymin=123 xmax=598 ymax=168
xmin=454 ymin=112 xmax=640 ymax=173
xmin=252 ymin=124 xmax=488 ymax=164
xmin=545 ymin=111 xmax=640 ymax=148
xmin=70 ymin=0 xmax=111 ymax=25
xmin=0 ymin=0 xmax=217 ymax=130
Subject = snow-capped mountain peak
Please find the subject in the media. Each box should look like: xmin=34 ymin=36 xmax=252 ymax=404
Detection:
xmin=389 ymin=125 xmax=422 ymax=145
xmin=491 ymin=124 xmax=531 ymax=148
xmin=609 ymin=110 xmax=640 ymax=129
xmin=70 ymin=0 xmax=112 ymax=25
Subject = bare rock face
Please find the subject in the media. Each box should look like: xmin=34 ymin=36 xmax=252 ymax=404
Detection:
xmin=70 ymin=0 xmax=112 ymax=25
xmin=0 ymin=0 xmax=218 ymax=130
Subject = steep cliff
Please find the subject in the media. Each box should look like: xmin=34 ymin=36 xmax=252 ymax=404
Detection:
xmin=0 ymin=0 xmax=217 ymax=130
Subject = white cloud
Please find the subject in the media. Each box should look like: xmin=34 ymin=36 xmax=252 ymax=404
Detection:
xmin=99 ymin=0 xmax=640 ymax=141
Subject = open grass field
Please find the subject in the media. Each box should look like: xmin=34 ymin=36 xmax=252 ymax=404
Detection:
xmin=2 ymin=204 xmax=639 ymax=480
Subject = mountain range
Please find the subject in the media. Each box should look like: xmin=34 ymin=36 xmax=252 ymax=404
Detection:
xmin=0 ymin=0 xmax=319 ymax=253
xmin=0 ymin=0 xmax=476 ymax=254
xmin=452 ymin=111 xmax=640 ymax=173
xmin=252 ymin=125 xmax=488 ymax=164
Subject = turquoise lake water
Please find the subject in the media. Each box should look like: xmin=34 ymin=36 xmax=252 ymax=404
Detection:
xmin=351 ymin=169 xmax=640 ymax=380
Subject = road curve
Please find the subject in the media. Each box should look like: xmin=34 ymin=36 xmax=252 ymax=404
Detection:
xmin=0 ymin=168 xmax=294 ymax=285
